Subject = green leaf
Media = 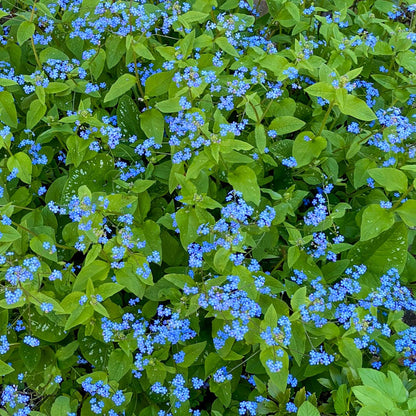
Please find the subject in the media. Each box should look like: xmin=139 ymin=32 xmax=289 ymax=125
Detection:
xmin=215 ymin=37 xmax=239 ymax=57
xmin=108 ymin=349 xmax=132 ymax=381
xmin=264 ymin=304 xmax=278 ymax=328
xmin=104 ymin=74 xmax=136 ymax=103
xmin=210 ymin=379 xmax=232 ymax=407
xmin=117 ymin=95 xmax=141 ymax=137
xmin=25 ymin=308 xmax=67 ymax=341
xmin=66 ymin=134 xmax=90 ymax=167
xmin=105 ymin=34 xmax=126 ymax=69
xmin=297 ymin=401 xmax=320 ymax=416
xmin=73 ymin=260 xmax=110 ymax=292
xmin=132 ymin=179 xmax=155 ymax=193
xmin=39 ymin=47 xmax=69 ymax=63
xmin=0 ymin=224 xmax=21 ymax=242
xmin=164 ymin=273 xmax=195 ymax=289
xmin=358 ymin=369 xmax=408 ymax=404
xmin=371 ymin=74 xmax=398 ymax=89
xmin=338 ymin=94 xmax=376 ymax=121
xmin=396 ymin=200 xmax=416 ymax=226
xmin=133 ymin=42 xmax=155 ymax=60
xmin=155 ymin=97 xmax=182 ymax=113
xmin=291 ymin=286 xmax=307 ymax=311
xmin=0 ymin=91 xmax=17 ymax=128
xmin=64 ymin=304 xmax=94 ymax=331
xmin=349 ymin=222 xmax=408 ymax=276
xmin=178 ymin=342 xmax=207 ymax=368
xmin=368 ymin=168 xmax=408 ymax=193
xmin=228 ymin=166 xmax=260 ymax=205
xmin=255 ymin=124 xmax=266 ymax=152
xmin=353 ymin=158 xmax=377 ymax=189
xmin=145 ymin=71 xmax=174 ymax=97
xmin=115 ymin=257 xmax=146 ymax=298
xmin=61 ymin=154 xmax=114 ymax=205
xmin=339 ymin=337 xmax=362 ymax=369
xmin=352 ymin=386 xmax=394 ymax=410
xmin=305 ymin=82 xmax=336 ymax=101
xmin=269 ymin=116 xmax=305 ymax=136
xmin=258 ymin=54 xmax=288 ymax=76
xmin=51 ymin=396 xmax=72 ymax=416
xmin=175 ymin=207 xmax=200 ymax=249
xmin=0 ymin=360 xmax=14 ymax=376
xmin=90 ymin=49 xmax=106 ymax=79
xmin=7 ymin=152 xmax=32 ymax=184
xmin=360 ymin=204 xmax=394 ymax=241
xmin=334 ymin=384 xmax=348 ymax=415
xmin=140 ymin=109 xmax=165 ymax=144
xmin=29 ymin=234 xmax=58 ymax=262
xmin=17 ymin=21 xmax=35 ymax=45
xmin=27 ymin=99 xmax=47 ymax=130
xmin=293 ymin=132 xmax=327 ymax=167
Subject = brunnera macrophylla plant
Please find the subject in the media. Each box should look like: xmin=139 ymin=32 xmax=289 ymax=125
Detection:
xmin=1 ymin=0 xmax=416 ymax=415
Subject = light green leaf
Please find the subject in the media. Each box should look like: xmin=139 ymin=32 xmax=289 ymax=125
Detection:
xmin=255 ymin=124 xmax=266 ymax=152
xmin=178 ymin=342 xmax=207 ymax=368
xmin=140 ymin=109 xmax=164 ymax=144
xmin=368 ymin=168 xmax=408 ymax=193
xmin=29 ymin=234 xmax=58 ymax=262
xmin=297 ymin=401 xmax=320 ymax=416
xmin=352 ymin=386 xmax=394 ymax=410
xmin=293 ymin=132 xmax=327 ymax=167
xmin=269 ymin=116 xmax=305 ymax=136
xmin=145 ymin=71 xmax=174 ymax=97
xmin=215 ymin=37 xmax=239 ymax=57
xmin=305 ymin=82 xmax=336 ymax=101
xmin=349 ymin=222 xmax=408 ymax=276
xmin=73 ymin=260 xmax=110 ymax=292
xmin=339 ymin=337 xmax=362 ymax=369
xmin=396 ymin=200 xmax=416 ymax=226
xmin=17 ymin=21 xmax=35 ymax=45
xmin=51 ymin=396 xmax=72 ymax=416
xmin=108 ymin=349 xmax=132 ymax=381
xmin=0 ymin=91 xmax=17 ymax=128
xmin=360 ymin=204 xmax=394 ymax=241
xmin=27 ymin=99 xmax=47 ymax=130
xmin=0 ymin=224 xmax=20 ymax=242
xmin=338 ymin=94 xmax=376 ymax=121
xmin=228 ymin=166 xmax=260 ymax=205
xmin=104 ymin=74 xmax=136 ymax=103
xmin=0 ymin=360 xmax=14 ymax=376
xmin=64 ymin=304 xmax=94 ymax=331
xmin=7 ymin=152 xmax=32 ymax=184
xmin=133 ymin=42 xmax=155 ymax=60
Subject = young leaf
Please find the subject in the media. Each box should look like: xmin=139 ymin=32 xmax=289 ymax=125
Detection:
xmin=17 ymin=21 xmax=35 ymax=45
xmin=104 ymin=74 xmax=136 ymax=103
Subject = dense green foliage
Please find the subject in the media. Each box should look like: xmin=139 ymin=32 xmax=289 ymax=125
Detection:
xmin=1 ymin=0 xmax=416 ymax=415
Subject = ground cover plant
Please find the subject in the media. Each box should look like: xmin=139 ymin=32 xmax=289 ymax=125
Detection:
xmin=1 ymin=0 xmax=416 ymax=414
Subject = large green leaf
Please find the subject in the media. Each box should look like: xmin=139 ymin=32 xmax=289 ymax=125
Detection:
xmin=0 ymin=91 xmax=18 ymax=128
xmin=368 ymin=168 xmax=408 ymax=193
xmin=360 ymin=204 xmax=394 ymax=241
xmin=228 ymin=166 xmax=260 ymax=205
xmin=269 ymin=116 xmax=305 ymax=136
xmin=396 ymin=200 xmax=416 ymax=226
xmin=337 ymin=94 xmax=376 ymax=121
xmin=61 ymin=154 xmax=114 ymax=204
xmin=104 ymin=74 xmax=136 ymax=102
xmin=348 ymin=222 xmax=408 ymax=276
xmin=293 ymin=132 xmax=327 ymax=167
xmin=297 ymin=401 xmax=320 ymax=416
xmin=7 ymin=152 xmax=32 ymax=184
xmin=140 ymin=108 xmax=165 ymax=144
xmin=17 ymin=21 xmax=35 ymax=45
